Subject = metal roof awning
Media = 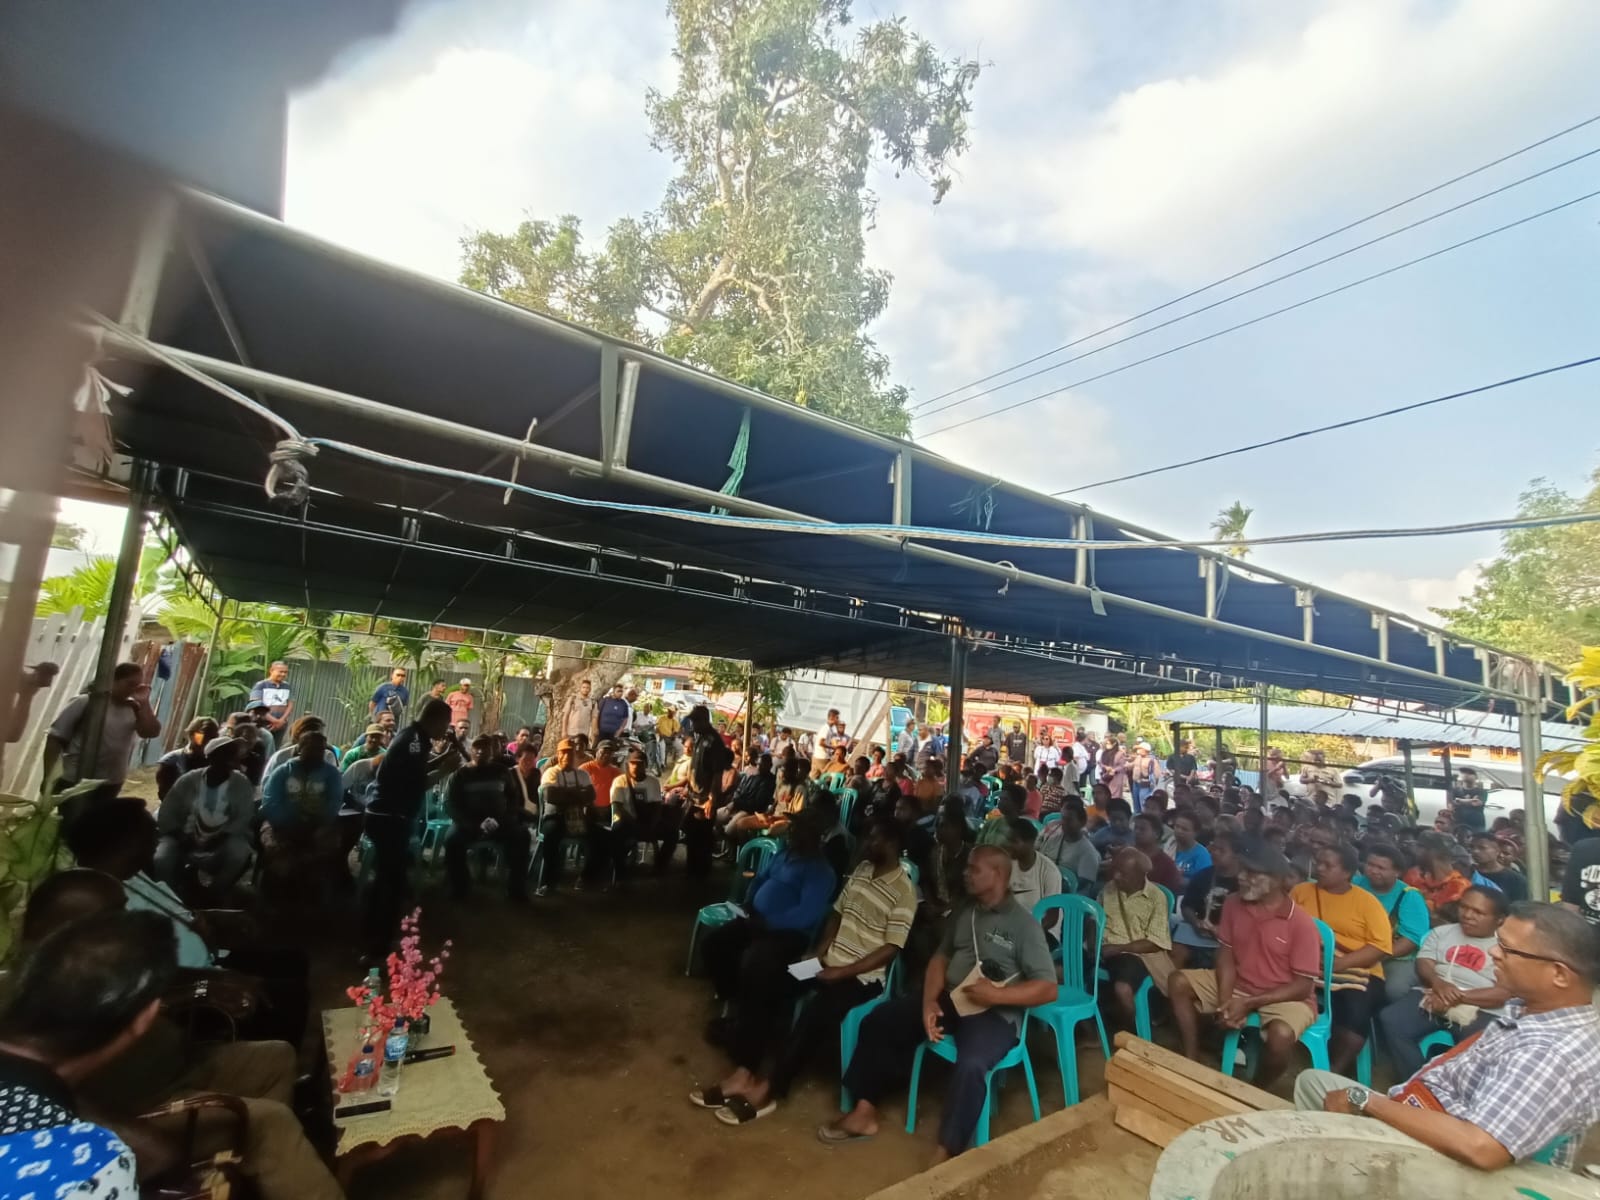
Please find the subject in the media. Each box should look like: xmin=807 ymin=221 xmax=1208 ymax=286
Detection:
xmin=90 ymin=185 xmax=1575 ymax=713
xmin=1158 ymin=699 xmax=1585 ymax=750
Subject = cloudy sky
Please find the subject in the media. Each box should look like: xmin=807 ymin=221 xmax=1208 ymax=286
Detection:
xmin=261 ymin=0 xmax=1600 ymax=621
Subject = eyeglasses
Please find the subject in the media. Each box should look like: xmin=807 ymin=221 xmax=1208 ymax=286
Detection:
xmin=1495 ymin=936 xmax=1576 ymax=971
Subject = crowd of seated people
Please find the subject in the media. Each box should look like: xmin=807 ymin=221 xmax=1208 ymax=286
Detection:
xmin=671 ymin=725 xmax=1600 ymax=1173
xmin=27 ymin=660 xmax=1600 ymax=1183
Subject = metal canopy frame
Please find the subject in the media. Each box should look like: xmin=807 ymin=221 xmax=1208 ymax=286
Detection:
xmin=91 ymin=183 xmax=1576 ymax=717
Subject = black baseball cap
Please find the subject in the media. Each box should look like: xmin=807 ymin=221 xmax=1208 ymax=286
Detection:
xmin=1236 ymin=838 xmax=1295 ymax=878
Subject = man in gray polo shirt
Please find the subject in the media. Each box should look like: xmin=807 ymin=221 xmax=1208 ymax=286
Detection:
xmin=43 ymin=662 xmax=161 ymax=789
xmin=821 ymin=845 xmax=1056 ymax=1162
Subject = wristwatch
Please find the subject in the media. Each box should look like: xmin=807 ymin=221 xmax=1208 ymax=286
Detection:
xmin=1345 ymin=1085 xmax=1371 ymax=1115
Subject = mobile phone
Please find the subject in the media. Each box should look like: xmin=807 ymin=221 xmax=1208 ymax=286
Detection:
xmin=334 ymin=1099 xmax=392 ymax=1120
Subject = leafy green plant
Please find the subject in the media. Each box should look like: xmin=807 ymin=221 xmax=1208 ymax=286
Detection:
xmin=1539 ymin=646 xmax=1600 ymax=812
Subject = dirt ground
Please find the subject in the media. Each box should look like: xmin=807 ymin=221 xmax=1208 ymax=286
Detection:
xmin=314 ymin=864 xmax=1114 ymax=1200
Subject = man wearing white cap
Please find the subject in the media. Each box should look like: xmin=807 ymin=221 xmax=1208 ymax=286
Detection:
xmin=152 ymin=735 xmax=255 ymax=893
xmin=447 ymin=677 xmax=475 ymax=736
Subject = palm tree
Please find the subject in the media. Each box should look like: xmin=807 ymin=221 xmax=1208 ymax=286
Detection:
xmin=1211 ymin=501 xmax=1254 ymax=559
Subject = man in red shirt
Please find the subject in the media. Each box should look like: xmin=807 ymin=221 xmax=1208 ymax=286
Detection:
xmin=445 ymin=678 xmax=475 ymax=735
xmin=1165 ymin=841 xmax=1320 ymax=1084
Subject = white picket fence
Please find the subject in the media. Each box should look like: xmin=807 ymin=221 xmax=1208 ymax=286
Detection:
xmin=2 ymin=609 xmax=136 ymax=799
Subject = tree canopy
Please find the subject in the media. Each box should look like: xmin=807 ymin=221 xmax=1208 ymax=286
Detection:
xmin=459 ymin=0 xmax=980 ymax=437
xmin=1210 ymin=501 xmax=1253 ymax=559
xmin=1434 ymin=466 xmax=1600 ymax=664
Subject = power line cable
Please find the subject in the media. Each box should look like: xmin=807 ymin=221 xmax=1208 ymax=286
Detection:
xmin=1054 ymin=353 xmax=1600 ymax=494
xmin=912 ymin=145 xmax=1600 ymax=423
xmin=912 ymin=110 xmax=1600 ymax=410
xmin=918 ymin=187 xmax=1600 ymax=439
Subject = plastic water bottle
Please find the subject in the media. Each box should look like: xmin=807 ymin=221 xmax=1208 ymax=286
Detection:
xmin=363 ymin=967 xmax=381 ymax=996
xmin=378 ymin=1023 xmax=408 ymax=1097
xmin=349 ymin=1039 xmax=379 ymax=1092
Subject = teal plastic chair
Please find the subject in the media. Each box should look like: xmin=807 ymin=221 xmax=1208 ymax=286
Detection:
xmin=1531 ymin=1135 xmax=1575 ymax=1166
xmin=906 ymin=1010 xmax=1040 ymax=1147
xmin=1418 ymin=1028 xmax=1454 ymax=1061
xmin=836 ymin=786 xmax=859 ymax=828
xmin=1220 ymin=919 xmax=1371 ymax=1086
xmin=899 ymin=855 xmax=920 ymax=885
xmin=1124 ymin=883 xmax=1177 ymax=1041
xmin=839 ymin=956 xmax=903 ymax=1111
xmin=417 ymin=788 xmax=451 ymax=865
xmin=1032 ymin=894 xmax=1110 ymax=1106
xmin=683 ymin=836 xmax=781 ymax=975
xmin=1042 ymin=812 xmax=1062 ymax=826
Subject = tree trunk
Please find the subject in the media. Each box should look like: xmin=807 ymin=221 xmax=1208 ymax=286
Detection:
xmin=542 ymin=640 xmax=633 ymax=739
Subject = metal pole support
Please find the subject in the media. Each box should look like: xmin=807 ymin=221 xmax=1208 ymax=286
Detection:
xmin=1519 ymin=697 xmax=1549 ymax=899
xmin=81 ymin=464 xmax=151 ymax=777
xmin=947 ymin=638 xmax=968 ymax=777
xmin=1400 ymin=740 xmax=1416 ymax=818
xmin=742 ymin=663 xmax=755 ymax=751
xmin=191 ymin=596 xmax=230 ymax=717
xmin=1257 ymin=684 xmax=1270 ymax=796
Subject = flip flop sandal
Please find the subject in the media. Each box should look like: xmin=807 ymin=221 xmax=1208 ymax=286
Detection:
xmin=815 ymin=1123 xmax=875 ymax=1145
xmin=715 ymin=1097 xmax=776 ymax=1125
xmin=688 ymin=1086 xmax=729 ymax=1109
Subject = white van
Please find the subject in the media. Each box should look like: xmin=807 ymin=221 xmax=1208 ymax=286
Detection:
xmin=1343 ymin=756 xmax=1563 ymax=839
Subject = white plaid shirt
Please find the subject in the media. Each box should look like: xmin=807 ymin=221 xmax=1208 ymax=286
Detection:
xmin=1394 ymin=999 xmax=1600 ymax=1166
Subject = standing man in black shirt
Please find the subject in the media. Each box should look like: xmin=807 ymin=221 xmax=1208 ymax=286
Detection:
xmin=364 ymin=698 xmax=456 ymax=956
xmin=1166 ymin=739 xmax=1198 ymax=787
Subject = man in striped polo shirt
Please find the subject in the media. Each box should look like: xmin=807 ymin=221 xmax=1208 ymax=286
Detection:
xmin=695 ymin=815 xmax=918 ymax=1125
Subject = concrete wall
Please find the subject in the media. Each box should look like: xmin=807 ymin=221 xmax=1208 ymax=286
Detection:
xmin=1151 ymin=1111 xmax=1598 ymax=1200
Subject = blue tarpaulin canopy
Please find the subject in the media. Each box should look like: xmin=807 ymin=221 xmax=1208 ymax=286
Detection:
xmin=93 ymin=187 xmax=1573 ymax=711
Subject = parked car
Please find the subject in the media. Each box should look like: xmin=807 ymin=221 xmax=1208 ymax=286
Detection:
xmin=1343 ymin=756 xmax=1563 ymax=839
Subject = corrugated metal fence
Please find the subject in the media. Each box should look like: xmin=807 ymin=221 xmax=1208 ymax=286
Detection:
xmin=194 ymin=658 xmax=548 ymax=750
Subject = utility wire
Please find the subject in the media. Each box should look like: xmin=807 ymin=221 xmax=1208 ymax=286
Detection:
xmin=1054 ymin=353 xmax=1600 ymax=494
xmin=913 ymin=110 xmax=1600 ymax=411
xmin=912 ymin=145 xmax=1600 ymax=423
xmin=918 ymin=187 xmax=1600 ymax=439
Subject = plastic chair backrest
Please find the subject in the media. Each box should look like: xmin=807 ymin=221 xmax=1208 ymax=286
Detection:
xmin=1042 ymin=812 xmax=1062 ymax=825
xmin=1310 ymin=918 xmax=1337 ymax=1028
xmin=1026 ymin=817 xmax=1045 ymax=832
xmin=882 ymin=953 xmax=903 ymax=997
xmin=1033 ymin=894 xmax=1103 ymax=999
xmin=1155 ymin=883 xmax=1177 ymax=912
xmin=899 ymin=855 xmax=920 ymax=885
xmin=837 ymin=788 xmax=858 ymax=830
xmin=731 ymin=837 xmax=781 ymax=902
xmin=982 ymin=775 xmax=1002 ymax=797
xmin=1059 ymin=866 xmax=1079 ymax=895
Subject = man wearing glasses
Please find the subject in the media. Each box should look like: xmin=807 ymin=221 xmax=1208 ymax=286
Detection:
xmin=1295 ymin=902 xmax=1600 ymax=1171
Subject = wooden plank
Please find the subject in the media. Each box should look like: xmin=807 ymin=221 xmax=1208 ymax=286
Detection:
xmin=1106 ymin=1059 xmax=1250 ymax=1126
xmin=1112 ymin=1032 xmax=1292 ymax=1111
xmin=1113 ymin=1101 xmax=1186 ymax=1148
xmin=1108 ymin=1083 xmax=1188 ymax=1127
xmin=1109 ymin=1052 xmax=1256 ymax=1116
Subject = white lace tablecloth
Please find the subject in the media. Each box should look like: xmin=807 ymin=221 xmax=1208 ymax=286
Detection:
xmin=323 ymin=997 xmax=505 ymax=1153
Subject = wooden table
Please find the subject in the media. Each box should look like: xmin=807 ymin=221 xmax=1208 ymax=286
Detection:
xmin=323 ymin=998 xmax=506 ymax=1199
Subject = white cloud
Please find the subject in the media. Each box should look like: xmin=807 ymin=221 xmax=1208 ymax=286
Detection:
xmin=918 ymin=390 xmax=1119 ymax=495
xmin=1327 ymin=564 xmax=1480 ymax=622
xmin=866 ymin=193 xmax=1027 ymax=385
xmin=284 ymin=0 xmax=673 ymax=280
xmin=1027 ymin=0 xmax=1600 ymax=282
